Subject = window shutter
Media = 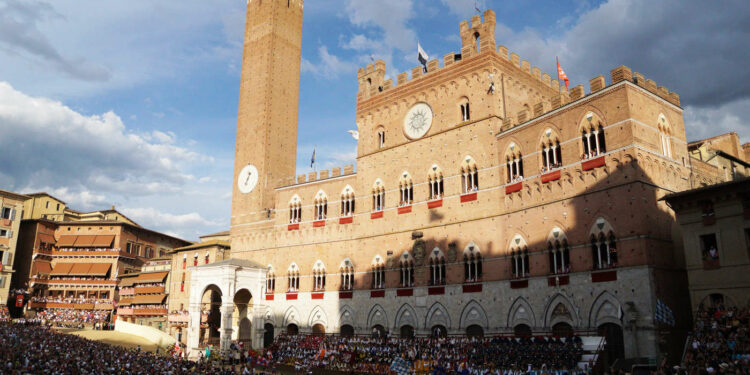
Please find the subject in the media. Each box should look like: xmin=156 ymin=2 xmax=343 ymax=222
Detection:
xmin=7 ymin=230 xmax=12 ymax=238
xmin=9 ymin=209 xmax=15 ymax=221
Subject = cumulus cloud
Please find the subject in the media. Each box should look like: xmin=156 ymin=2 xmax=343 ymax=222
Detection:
xmin=684 ymin=99 xmax=750 ymax=144
xmin=0 ymin=82 xmax=209 ymax=195
xmin=439 ymin=0 xmax=487 ymax=19
xmin=121 ymin=207 xmax=221 ymax=236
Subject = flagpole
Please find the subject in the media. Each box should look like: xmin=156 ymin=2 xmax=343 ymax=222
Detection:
xmin=556 ymin=56 xmax=561 ymax=98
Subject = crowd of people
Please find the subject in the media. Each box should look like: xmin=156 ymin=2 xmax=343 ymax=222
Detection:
xmin=0 ymin=307 xmax=9 ymax=322
xmin=682 ymin=304 xmax=749 ymax=374
xmin=267 ymin=334 xmax=585 ymax=374
xmin=30 ymin=296 xmax=111 ymax=304
xmin=30 ymin=308 xmax=110 ymax=327
xmin=0 ymin=321 xmax=248 ymax=374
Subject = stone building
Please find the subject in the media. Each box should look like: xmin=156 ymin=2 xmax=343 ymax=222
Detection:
xmin=179 ymin=0 xmax=744 ymax=365
xmin=166 ymin=232 xmax=231 ymax=346
xmin=663 ymin=178 xmax=750 ymax=311
xmin=687 ymin=132 xmax=750 ymax=184
xmin=116 ymin=257 xmax=172 ymax=330
xmin=0 ymin=189 xmax=28 ymax=305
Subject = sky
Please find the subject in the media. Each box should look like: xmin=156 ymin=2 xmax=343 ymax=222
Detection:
xmin=0 ymin=0 xmax=748 ymax=240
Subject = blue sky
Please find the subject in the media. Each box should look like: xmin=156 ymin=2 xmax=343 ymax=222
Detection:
xmin=0 ymin=0 xmax=748 ymax=240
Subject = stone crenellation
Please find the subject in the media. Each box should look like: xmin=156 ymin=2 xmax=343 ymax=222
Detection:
xmin=288 ymin=165 xmax=356 ymax=186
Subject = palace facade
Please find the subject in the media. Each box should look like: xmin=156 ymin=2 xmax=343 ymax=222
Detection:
xmin=185 ymin=0 xmax=749 ymax=364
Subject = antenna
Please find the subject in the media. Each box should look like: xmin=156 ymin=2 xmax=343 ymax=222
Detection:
xmin=474 ymin=0 xmax=481 ymax=14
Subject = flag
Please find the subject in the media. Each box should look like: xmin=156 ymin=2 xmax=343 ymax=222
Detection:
xmin=655 ymin=299 xmax=676 ymax=326
xmin=418 ymin=42 xmax=429 ymax=66
xmin=310 ymin=147 xmax=316 ymax=168
xmin=390 ymin=357 xmax=411 ymax=375
xmin=316 ymin=347 xmax=326 ymax=360
xmin=557 ymin=57 xmax=569 ymax=88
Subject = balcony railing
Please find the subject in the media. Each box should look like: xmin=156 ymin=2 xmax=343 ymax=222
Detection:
xmin=168 ymin=312 xmax=190 ymax=323
xmin=31 ymin=278 xmax=117 ymax=286
xmin=28 ymin=301 xmax=114 ymax=310
xmin=133 ymin=308 xmax=168 ymax=315
xmin=134 ymin=286 xmax=165 ymax=294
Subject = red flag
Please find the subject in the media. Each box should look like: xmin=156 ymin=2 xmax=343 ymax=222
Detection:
xmin=15 ymin=294 xmax=24 ymax=307
xmin=557 ymin=57 xmax=569 ymax=88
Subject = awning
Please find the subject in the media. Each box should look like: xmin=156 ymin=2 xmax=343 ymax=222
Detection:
xmin=32 ymin=261 xmax=53 ymax=275
xmin=38 ymin=234 xmax=56 ymax=245
xmin=73 ymin=235 xmax=97 ymax=247
xmin=68 ymin=263 xmax=93 ymax=276
xmin=91 ymin=235 xmax=115 ymax=248
xmin=119 ymin=277 xmax=139 ymax=287
xmin=57 ymin=236 xmax=78 ymax=247
xmin=118 ymin=298 xmax=133 ymax=306
xmin=132 ymin=294 xmax=166 ymax=305
xmin=50 ymin=263 xmax=74 ymax=276
xmin=136 ymin=272 xmax=168 ymax=283
xmin=88 ymin=263 xmax=111 ymax=276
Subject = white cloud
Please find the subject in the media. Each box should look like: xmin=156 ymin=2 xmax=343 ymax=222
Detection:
xmin=121 ymin=207 xmax=222 ymax=239
xmin=301 ymin=46 xmax=358 ymax=79
xmin=684 ymin=99 xmax=750 ymax=144
xmin=439 ymin=0 xmax=487 ymax=19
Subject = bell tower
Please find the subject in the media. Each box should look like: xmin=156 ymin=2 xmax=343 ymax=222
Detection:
xmin=231 ymin=0 xmax=303 ymax=237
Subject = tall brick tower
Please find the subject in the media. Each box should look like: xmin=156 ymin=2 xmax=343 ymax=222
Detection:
xmin=231 ymin=0 xmax=303 ymax=239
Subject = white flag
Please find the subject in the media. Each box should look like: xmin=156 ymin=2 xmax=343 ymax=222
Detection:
xmin=417 ymin=42 xmax=428 ymax=66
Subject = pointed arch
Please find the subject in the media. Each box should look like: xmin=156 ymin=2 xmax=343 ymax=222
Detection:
xmin=283 ymin=306 xmax=301 ymax=327
xmin=398 ymin=171 xmax=414 ymax=206
xmin=425 ymin=302 xmax=452 ymax=330
xmin=340 ymin=184 xmax=356 ymax=217
xmin=543 ymin=293 xmax=579 ymax=328
xmin=463 ymin=242 xmax=482 ymax=282
xmin=428 ymin=164 xmax=445 ymax=199
xmin=394 ymin=303 xmax=418 ymax=329
xmin=507 ymin=296 xmax=536 ymax=328
xmin=461 ymin=155 xmax=479 ymax=193
xmin=505 ymin=142 xmax=525 ymax=183
xmin=588 ymin=291 xmax=623 ymax=327
xmin=339 ymin=305 xmax=356 ymax=327
xmin=367 ymin=304 xmax=388 ymax=329
xmin=459 ymin=300 xmax=489 ymax=330
xmin=308 ymin=305 xmax=328 ymax=330
xmin=372 ymin=179 xmax=385 ymax=212
xmin=579 ymin=111 xmax=607 ymax=159
xmin=313 ymin=190 xmax=328 ymax=220
xmin=540 ymin=127 xmax=563 ymax=172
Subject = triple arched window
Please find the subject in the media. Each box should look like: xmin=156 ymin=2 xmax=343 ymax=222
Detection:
xmin=581 ymin=112 xmax=607 ymax=159
xmin=464 ymin=243 xmax=482 ymax=282
xmin=289 ymin=195 xmax=302 ymax=224
xmin=506 ymin=144 xmax=524 ymax=183
xmin=510 ymin=235 xmax=529 ymax=279
xmin=541 ymin=130 xmax=563 ymax=172
xmin=429 ymin=248 xmax=446 ymax=285
xmin=548 ymin=235 xmax=570 ymax=275
xmin=590 ymin=218 xmax=618 ymax=270
xmin=314 ymin=191 xmax=328 ymax=221
xmin=340 ymin=260 xmax=354 ymax=291
xmin=428 ymin=165 xmax=444 ymax=200
xmin=340 ymin=185 xmax=355 ymax=217
xmin=312 ymin=261 xmax=326 ymax=291
xmin=459 ymin=97 xmax=471 ymax=122
xmin=372 ymin=179 xmax=385 ymax=212
xmin=461 ymin=157 xmax=479 ymax=193
xmin=399 ymin=252 xmax=415 ymax=287
xmin=371 ymin=256 xmax=386 ymax=289
xmin=399 ymin=172 xmax=414 ymax=206
xmin=287 ymin=263 xmax=300 ymax=292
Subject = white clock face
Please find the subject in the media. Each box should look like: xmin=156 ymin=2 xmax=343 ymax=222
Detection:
xmin=237 ymin=164 xmax=258 ymax=194
xmin=403 ymin=102 xmax=433 ymax=140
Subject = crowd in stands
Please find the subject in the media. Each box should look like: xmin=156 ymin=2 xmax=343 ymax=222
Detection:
xmin=30 ymin=296 xmax=111 ymax=304
xmin=682 ymin=304 xmax=749 ymax=374
xmin=31 ymin=308 xmax=110 ymax=326
xmin=0 ymin=307 xmax=9 ymax=322
xmin=0 ymin=322 xmax=245 ymax=374
xmin=267 ymin=334 xmax=585 ymax=374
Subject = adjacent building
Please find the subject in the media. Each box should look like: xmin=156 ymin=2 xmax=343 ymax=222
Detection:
xmin=117 ymin=257 xmax=172 ymax=330
xmin=663 ymin=178 xmax=750 ymax=311
xmin=0 ymin=190 xmax=28 ymax=305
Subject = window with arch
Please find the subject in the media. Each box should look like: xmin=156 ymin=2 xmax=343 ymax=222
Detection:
xmin=541 ymin=129 xmax=563 ymax=172
xmin=312 ymin=261 xmax=326 ymax=291
xmin=509 ymin=235 xmax=529 ymax=279
xmin=287 ymin=263 xmax=300 ymax=292
xmin=399 ymin=172 xmax=414 ymax=206
xmin=429 ymin=248 xmax=446 ymax=285
xmin=314 ymin=191 xmax=328 ymax=221
xmin=461 ymin=157 xmax=479 ymax=193
xmin=340 ymin=185 xmax=355 ymax=217
xmin=289 ymin=195 xmax=302 ymax=224
xmin=428 ymin=165 xmax=444 ymax=200
xmin=590 ymin=218 xmax=618 ymax=269
xmin=371 ymin=256 xmax=385 ymax=289
xmin=658 ymin=114 xmax=672 ymax=158
xmin=459 ymin=97 xmax=471 ymax=122
xmin=399 ymin=252 xmax=414 ymax=287
xmin=372 ymin=179 xmax=385 ymax=211
xmin=505 ymin=144 xmax=524 ymax=183
xmin=204 ymin=252 xmax=210 ymax=265
xmin=377 ymin=126 xmax=386 ymax=149
xmin=193 ymin=253 xmax=198 ymax=267
xmin=340 ymin=259 xmax=354 ymax=291
xmin=581 ymin=112 xmax=607 ymax=159
xmin=464 ymin=243 xmax=482 ymax=282
xmin=548 ymin=229 xmax=570 ymax=274
xmin=266 ymin=266 xmax=276 ymax=293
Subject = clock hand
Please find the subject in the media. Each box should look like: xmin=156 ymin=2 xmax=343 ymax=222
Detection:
xmin=245 ymin=173 xmax=251 ymax=185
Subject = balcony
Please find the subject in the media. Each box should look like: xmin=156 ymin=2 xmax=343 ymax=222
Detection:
xmin=134 ymin=286 xmax=165 ymax=294
xmin=133 ymin=308 xmax=167 ymax=316
xmin=41 ymin=249 xmax=134 ymax=258
xmin=28 ymin=301 xmax=113 ymax=310
xmin=168 ymin=312 xmax=190 ymax=323
xmin=119 ymin=287 xmax=135 ymax=296
xmin=117 ymin=307 xmax=134 ymax=316
xmin=31 ymin=279 xmax=117 ymax=286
